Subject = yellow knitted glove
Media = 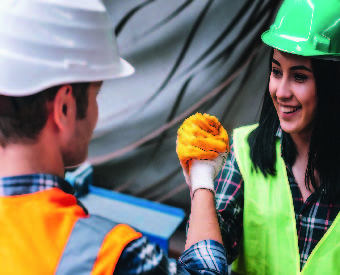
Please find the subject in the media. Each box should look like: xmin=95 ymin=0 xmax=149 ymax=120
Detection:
xmin=176 ymin=113 xmax=229 ymax=171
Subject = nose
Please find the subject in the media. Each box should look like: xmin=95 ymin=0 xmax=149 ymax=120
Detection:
xmin=275 ymin=77 xmax=292 ymax=99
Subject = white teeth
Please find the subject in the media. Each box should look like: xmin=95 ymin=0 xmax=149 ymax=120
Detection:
xmin=280 ymin=106 xmax=300 ymax=113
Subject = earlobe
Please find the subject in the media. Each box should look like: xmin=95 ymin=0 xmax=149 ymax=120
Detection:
xmin=53 ymin=85 xmax=75 ymax=131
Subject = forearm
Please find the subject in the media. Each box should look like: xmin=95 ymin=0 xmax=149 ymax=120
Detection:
xmin=185 ymin=189 xmax=223 ymax=250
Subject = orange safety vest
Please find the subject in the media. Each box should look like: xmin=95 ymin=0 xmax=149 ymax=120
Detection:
xmin=0 ymin=188 xmax=142 ymax=275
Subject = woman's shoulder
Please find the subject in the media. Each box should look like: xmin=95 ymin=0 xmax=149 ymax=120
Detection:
xmin=232 ymin=123 xmax=259 ymax=136
xmin=229 ymin=123 xmax=258 ymax=148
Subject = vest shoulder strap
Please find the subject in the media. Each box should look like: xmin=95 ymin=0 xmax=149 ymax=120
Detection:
xmin=232 ymin=124 xmax=299 ymax=275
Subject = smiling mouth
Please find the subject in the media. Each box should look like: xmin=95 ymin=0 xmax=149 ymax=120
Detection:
xmin=280 ymin=106 xmax=301 ymax=114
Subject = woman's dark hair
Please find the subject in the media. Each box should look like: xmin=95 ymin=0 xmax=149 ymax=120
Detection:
xmin=0 ymin=82 xmax=90 ymax=147
xmin=248 ymin=49 xmax=340 ymax=201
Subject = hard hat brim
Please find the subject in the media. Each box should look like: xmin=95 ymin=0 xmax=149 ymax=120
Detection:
xmin=0 ymin=58 xmax=135 ymax=97
xmin=261 ymin=31 xmax=340 ymax=59
xmin=115 ymin=58 xmax=135 ymax=79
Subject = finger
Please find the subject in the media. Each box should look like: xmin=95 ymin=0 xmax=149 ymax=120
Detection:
xmin=178 ymin=128 xmax=210 ymax=145
xmin=179 ymin=128 xmax=228 ymax=148
xmin=182 ymin=113 xmax=218 ymax=136
xmin=177 ymin=144 xmax=219 ymax=161
xmin=191 ymin=136 xmax=227 ymax=152
xmin=195 ymin=117 xmax=219 ymax=136
xmin=180 ymin=123 xmax=217 ymax=139
xmin=203 ymin=113 xmax=222 ymax=130
xmin=219 ymin=128 xmax=230 ymax=151
xmin=190 ymin=113 xmax=220 ymax=135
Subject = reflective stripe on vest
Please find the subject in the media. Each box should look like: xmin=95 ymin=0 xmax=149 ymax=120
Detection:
xmin=56 ymin=214 xmax=142 ymax=275
xmin=57 ymin=215 xmax=113 ymax=275
xmin=231 ymin=124 xmax=340 ymax=275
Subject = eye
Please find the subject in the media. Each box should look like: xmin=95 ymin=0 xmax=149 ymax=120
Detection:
xmin=271 ymin=67 xmax=282 ymax=78
xmin=293 ymin=73 xmax=308 ymax=83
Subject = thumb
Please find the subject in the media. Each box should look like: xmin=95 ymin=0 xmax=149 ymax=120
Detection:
xmin=180 ymin=159 xmax=193 ymax=175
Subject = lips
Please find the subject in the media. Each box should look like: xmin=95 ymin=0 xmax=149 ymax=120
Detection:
xmin=279 ymin=105 xmax=301 ymax=114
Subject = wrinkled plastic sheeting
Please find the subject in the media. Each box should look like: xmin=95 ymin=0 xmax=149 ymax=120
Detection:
xmin=88 ymin=0 xmax=281 ymax=212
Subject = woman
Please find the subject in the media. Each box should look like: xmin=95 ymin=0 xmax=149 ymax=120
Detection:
xmin=212 ymin=0 xmax=340 ymax=274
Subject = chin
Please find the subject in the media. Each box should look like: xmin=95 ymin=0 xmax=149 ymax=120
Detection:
xmin=280 ymin=122 xmax=312 ymax=136
xmin=278 ymin=118 xmax=301 ymax=132
xmin=280 ymin=126 xmax=297 ymax=134
xmin=65 ymin=162 xmax=85 ymax=169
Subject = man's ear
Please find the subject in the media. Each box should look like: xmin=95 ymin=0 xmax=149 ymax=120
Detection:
xmin=53 ymin=85 xmax=77 ymax=131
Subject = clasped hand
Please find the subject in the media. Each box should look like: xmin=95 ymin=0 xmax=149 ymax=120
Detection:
xmin=176 ymin=113 xmax=229 ymax=198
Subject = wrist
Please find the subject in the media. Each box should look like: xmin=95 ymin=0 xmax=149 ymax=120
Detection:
xmin=190 ymin=160 xmax=215 ymax=196
xmin=192 ymin=187 xmax=215 ymax=199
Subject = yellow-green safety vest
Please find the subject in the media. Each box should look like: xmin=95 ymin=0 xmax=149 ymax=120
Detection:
xmin=231 ymin=124 xmax=340 ymax=275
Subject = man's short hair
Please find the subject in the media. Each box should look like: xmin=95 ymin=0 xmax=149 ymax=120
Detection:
xmin=0 ymin=82 xmax=90 ymax=147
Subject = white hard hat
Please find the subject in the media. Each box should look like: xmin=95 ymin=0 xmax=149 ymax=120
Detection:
xmin=0 ymin=0 xmax=134 ymax=96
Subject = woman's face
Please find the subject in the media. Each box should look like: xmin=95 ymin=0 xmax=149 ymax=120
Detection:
xmin=269 ymin=49 xmax=317 ymax=137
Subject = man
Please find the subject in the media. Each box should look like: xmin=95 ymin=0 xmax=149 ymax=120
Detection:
xmin=0 ymin=0 xmax=227 ymax=274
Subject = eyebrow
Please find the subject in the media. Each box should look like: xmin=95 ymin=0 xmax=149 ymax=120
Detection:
xmin=272 ymin=58 xmax=313 ymax=72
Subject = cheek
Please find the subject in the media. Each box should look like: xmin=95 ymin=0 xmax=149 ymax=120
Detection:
xmin=88 ymin=96 xmax=99 ymax=126
xmin=308 ymin=93 xmax=318 ymax=117
xmin=295 ymin=84 xmax=317 ymax=107
xmin=94 ymin=101 xmax=99 ymax=125
xmin=268 ymin=77 xmax=277 ymax=99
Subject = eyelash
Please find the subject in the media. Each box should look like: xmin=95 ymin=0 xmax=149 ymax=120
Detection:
xmin=271 ymin=68 xmax=281 ymax=77
xmin=271 ymin=68 xmax=308 ymax=83
xmin=293 ymin=73 xmax=307 ymax=82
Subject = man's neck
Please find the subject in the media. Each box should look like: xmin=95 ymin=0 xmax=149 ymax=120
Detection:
xmin=0 ymin=142 xmax=64 ymax=178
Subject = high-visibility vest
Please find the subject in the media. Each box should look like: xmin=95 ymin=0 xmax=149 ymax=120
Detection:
xmin=0 ymin=188 xmax=142 ymax=275
xmin=231 ymin=124 xmax=340 ymax=275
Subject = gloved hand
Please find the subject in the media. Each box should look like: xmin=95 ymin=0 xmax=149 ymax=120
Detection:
xmin=176 ymin=113 xmax=229 ymax=197
xmin=181 ymin=152 xmax=228 ymax=198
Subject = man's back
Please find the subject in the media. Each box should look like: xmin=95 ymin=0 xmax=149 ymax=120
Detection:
xmin=0 ymin=174 xmax=141 ymax=275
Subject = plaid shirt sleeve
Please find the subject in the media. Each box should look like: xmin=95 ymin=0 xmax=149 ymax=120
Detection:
xmin=214 ymin=136 xmax=244 ymax=264
xmin=115 ymin=236 xmax=228 ymax=275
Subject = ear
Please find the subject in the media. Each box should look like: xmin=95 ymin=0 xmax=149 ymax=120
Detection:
xmin=52 ymin=85 xmax=77 ymax=132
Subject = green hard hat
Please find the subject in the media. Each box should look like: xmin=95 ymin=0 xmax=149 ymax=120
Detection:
xmin=261 ymin=0 xmax=340 ymax=58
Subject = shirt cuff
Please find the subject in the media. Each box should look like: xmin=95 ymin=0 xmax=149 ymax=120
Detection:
xmin=178 ymin=240 xmax=228 ymax=275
